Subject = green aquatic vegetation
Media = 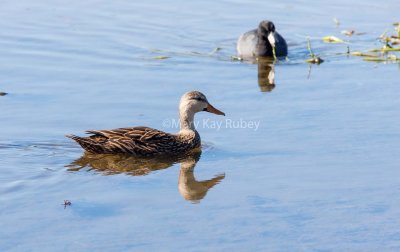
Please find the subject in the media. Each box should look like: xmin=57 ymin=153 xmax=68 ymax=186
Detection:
xmin=152 ymin=56 xmax=170 ymax=60
xmin=368 ymin=47 xmax=400 ymax=52
xmin=390 ymin=36 xmax=400 ymax=45
xmin=394 ymin=22 xmax=400 ymax=37
xmin=379 ymin=29 xmax=389 ymax=40
xmin=305 ymin=57 xmax=323 ymax=64
xmin=378 ymin=24 xmax=400 ymax=48
xmin=363 ymin=57 xmax=387 ymax=62
xmin=322 ymin=36 xmax=344 ymax=43
xmin=272 ymin=46 xmax=277 ymax=60
xmin=210 ymin=47 xmax=221 ymax=55
xmin=363 ymin=25 xmax=400 ymax=62
xmin=363 ymin=54 xmax=399 ymax=62
xmin=381 ymin=36 xmax=400 ymax=45
xmin=154 ymin=20 xmax=400 ymax=65
xmin=387 ymin=54 xmax=400 ymax=60
xmin=350 ymin=52 xmax=379 ymax=57
xmin=306 ymin=37 xmax=324 ymax=64
xmin=231 ymin=56 xmax=241 ymax=61
xmin=307 ymin=37 xmax=315 ymax=58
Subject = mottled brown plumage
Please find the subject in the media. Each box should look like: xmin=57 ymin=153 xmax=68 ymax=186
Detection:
xmin=66 ymin=91 xmax=225 ymax=156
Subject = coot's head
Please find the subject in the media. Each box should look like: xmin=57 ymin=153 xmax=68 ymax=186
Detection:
xmin=257 ymin=20 xmax=276 ymax=48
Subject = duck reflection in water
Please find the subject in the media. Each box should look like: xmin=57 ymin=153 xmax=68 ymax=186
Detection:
xmin=178 ymin=153 xmax=225 ymax=203
xmin=67 ymin=150 xmax=225 ymax=203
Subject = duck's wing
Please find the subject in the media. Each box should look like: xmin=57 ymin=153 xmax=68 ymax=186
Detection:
xmin=86 ymin=126 xmax=178 ymax=155
xmin=237 ymin=29 xmax=258 ymax=58
xmin=67 ymin=127 xmax=177 ymax=155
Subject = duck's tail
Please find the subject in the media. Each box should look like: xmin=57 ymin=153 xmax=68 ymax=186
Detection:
xmin=66 ymin=134 xmax=103 ymax=153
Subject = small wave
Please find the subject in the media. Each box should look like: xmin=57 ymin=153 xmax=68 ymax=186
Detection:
xmin=0 ymin=140 xmax=81 ymax=152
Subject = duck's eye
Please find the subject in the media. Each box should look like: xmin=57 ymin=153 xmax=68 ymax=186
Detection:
xmin=192 ymin=97 xmax=204 ymax=101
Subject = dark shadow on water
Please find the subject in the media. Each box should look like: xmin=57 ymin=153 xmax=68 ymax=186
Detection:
xmin=66 ymin=150 xmax=225 ymax=203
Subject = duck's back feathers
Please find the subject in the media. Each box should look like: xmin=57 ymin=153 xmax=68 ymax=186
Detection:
xmin=67 ymin=127 xmax=200 ymax=156
xmin=67 ymin=127 xmax=183 ymax=156
xmin=66 ymin=134 xmax=105 ymax=154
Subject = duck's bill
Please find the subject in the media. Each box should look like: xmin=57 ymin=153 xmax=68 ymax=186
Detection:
xmin=268 ymin=32 xmax=276 ymax=48
xmin=205 ymin=104 xmax=225 ymax=116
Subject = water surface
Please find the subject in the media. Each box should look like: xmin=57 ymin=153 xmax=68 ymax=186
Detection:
xmin=1 ymin=0 xmax=400 ymax=251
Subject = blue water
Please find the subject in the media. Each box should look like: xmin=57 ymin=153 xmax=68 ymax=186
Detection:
xmin=1 ymin=0 xmax=400 ymax=251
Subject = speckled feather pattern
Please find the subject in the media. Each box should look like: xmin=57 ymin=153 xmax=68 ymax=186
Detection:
xmin=66 ymin=91 xmax=222 ymax=156
xmin=67 ymin=127 xmax=201 ymax=156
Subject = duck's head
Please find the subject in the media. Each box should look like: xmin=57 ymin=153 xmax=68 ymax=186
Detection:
xmin=179 ymin=91 xmax=225 ymax=116
xmin=257 ymin=20 xmax=276 ymax=48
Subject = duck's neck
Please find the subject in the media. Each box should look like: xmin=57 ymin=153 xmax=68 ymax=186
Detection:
xmin=179 ymin=109 xmax=196 ymax=131
xmin=178 ymin=108 xmax=201 ymax=147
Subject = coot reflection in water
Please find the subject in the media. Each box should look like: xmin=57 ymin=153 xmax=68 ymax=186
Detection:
xmin=240 ymin=57 xmax=276 ymax=92
xmin=257 ymin=58 xmax=276 ymax=92
xmin=67 ymin=150 xmax=225 ymax=203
